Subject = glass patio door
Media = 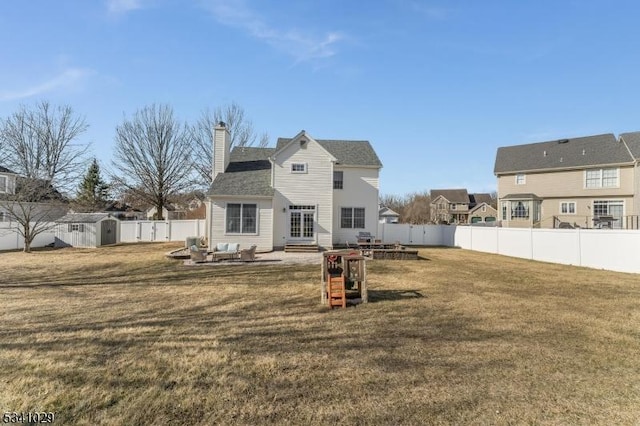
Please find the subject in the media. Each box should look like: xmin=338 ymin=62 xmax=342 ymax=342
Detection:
xmin=289 ymin=206 xmax=315 ymax=241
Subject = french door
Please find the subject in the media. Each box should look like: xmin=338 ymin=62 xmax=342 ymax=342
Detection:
xmin=289 ymin=205 xmax=315 ymax=241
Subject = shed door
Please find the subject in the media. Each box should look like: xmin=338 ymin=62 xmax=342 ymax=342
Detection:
xmin=101 ymin=220 xmax=117 ymax=245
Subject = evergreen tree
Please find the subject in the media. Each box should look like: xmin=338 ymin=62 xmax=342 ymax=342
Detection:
xmin=76 ymin=158 xmax=110 ymax=212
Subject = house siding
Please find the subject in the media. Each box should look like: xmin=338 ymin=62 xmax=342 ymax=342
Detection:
xmin=210 ymin=197 xmax=273 ymax=252
xmin=498 ymin=166 xmax=634 ymax=199
xmin=332 ymin=167 xmax=379 ymax=245
xmin=272 ymin=139 xmax=334 ymax=248
xmin=56 ymin=223 xmax=99 ymax=248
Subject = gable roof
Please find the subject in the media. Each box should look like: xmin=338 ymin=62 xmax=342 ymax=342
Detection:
xmin=275 ymin=138 xmax=382 ymax=167
xmin=468 ymin=202 xmax=497 ymax=215
xmin=57 ymin=213 xmax=115 ymax=223
xmin=431 ymin=189 xmax=469 ymax=204
xmin=379 ymin=206 xmax=400 ymax=217
xmin=207 ymin=147 xmax=275 ymax=197
xmin=494 ymin=133 xmax=634 ymax=174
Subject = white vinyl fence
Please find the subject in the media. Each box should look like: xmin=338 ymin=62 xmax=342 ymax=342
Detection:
xmin=377 ymin=223 xmax=640 ymax=274
xmin=120 ymin=220 xmax=206 ymax=243
xmin=0 ymin=222 xmax=56 ymax=251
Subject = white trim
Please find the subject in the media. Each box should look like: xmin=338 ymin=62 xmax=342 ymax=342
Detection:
xmin=224 ymin=202 xmax=260 ymax=235
xmin=559 ymin=201 xmax=576 ymax=215
xmin=584 ymin=167 xmax=620 ymax=189
xmin=515 ymin=173 xmax=526 ymax=185
xmin=291 ymin=162 xmax=308 ymax=174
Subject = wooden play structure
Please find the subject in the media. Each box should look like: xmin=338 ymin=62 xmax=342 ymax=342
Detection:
xmin=321 ymin=251 xmax=367 ymax=307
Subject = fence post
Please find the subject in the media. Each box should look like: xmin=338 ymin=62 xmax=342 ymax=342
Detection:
xmin=577 ymin=227 xmax=582 ymax=267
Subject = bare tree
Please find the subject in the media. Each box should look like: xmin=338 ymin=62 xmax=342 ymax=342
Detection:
xmin=0 ymin=101 xmax=89 ymax=191
xmin=0 ymin=101 xmax=88 ymax=252
xmin=191 ymin=102 xmax=269 ymax=182
xmin=403 ymin=191 xmax=432 ymax=224
xmin=111 ymin=104 xmax=195 ymax=221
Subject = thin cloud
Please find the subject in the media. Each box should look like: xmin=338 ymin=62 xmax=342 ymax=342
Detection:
xmin=0 ymin=68 xmax=92 ymax=102
xmin=201 ymin=0 xmax=346 ymax=63
xmin=107 ymin=0 xmax=144 ymax=14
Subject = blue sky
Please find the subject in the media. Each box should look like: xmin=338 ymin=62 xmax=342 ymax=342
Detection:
xmin=2 ymin=0 xmax=640 ymax=196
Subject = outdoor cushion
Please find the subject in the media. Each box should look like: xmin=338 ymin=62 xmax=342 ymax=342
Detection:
xmin=227 ymin=243 xmax=239 ymax=252
xmin=216 ymin=242 xmax=228 ymax=252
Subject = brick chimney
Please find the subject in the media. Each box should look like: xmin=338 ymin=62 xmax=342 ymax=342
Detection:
xmin=212 ymin=121 xmax=230 ymax=182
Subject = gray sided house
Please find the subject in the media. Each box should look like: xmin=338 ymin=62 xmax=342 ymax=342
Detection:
xmin=494 ymin=132 xmax=640 ymax=229
xmin=55 ymin=213 xmax=119 ymax=248
xmin=430 ymin=189 xmax=494 ymax=224
xmin=206 ymin=123 xmax=382 ymax=251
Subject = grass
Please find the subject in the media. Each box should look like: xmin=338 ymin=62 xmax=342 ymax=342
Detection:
xmin=1 ymin=243 xmax=639 ymax=425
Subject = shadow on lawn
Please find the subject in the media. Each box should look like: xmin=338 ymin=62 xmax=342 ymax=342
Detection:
xmin=368 ymin=289 xmax=425 ymax=302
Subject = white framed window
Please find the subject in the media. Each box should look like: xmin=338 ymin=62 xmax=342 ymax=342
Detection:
xmin=226 ymin=203 xmax=258 ymax=234
xmin=585 ymin=168 xmax=618 ymax=188
xmin=560 ymin=201 xmax=576 ymax=214
xmin=0 ymin=212 xmax=6 ymax=222
xmin=515 ymin=174 xmax=526 ymax=185
xmin=291 ymin=163 xmax=307 ymax=173
xmin=333 ymin=171 xmax=343 ymax=189
xmin=450 ymin=204 xmax=456 ymax=210
xmin=341 ymin=207 xmax=365 ymax=229
xmin=0 ymin=175 xmax=6 ymax=193
xmin=510 ymin=201 xmax=529 ymax=219
xmin=68 ymin=224 xmax=85 ymax=232
xmin=481 ymin=205 xmax=486 ymax=212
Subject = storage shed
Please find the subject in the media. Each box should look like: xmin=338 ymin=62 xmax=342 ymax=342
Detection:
xmin=55 ymin=213 xmax=119 ymax=248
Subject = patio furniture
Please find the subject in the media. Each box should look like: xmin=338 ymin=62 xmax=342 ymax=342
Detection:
xmin=189 ymin=245 xmax=208 ymax=263
xmin=239 ymin=245 xmax=257 ymax=262
xmin=211 ymin=242 xmax=240 ymax=261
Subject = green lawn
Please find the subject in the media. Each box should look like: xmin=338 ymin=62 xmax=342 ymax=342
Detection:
xmin=1 ymin=243 xmax=639 ymax=425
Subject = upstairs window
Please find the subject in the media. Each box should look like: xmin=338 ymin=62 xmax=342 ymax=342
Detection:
xmin=585 ymin=168 xmax=618 ymax=188
xmin=515 ymin=174 xmax=526 ymax=185
xmin=0 ymin=176 xmax=6 ymax=193
xmin=333 ymin=171 xmax=343 ymax=189
xmin=291 ymin=163 xmax=307 ymax=174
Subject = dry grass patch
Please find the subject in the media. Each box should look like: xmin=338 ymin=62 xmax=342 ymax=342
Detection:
xmin=1 ymin=243 xmax=639 ymax=424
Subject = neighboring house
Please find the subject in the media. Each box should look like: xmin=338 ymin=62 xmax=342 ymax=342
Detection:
xmin=103 ymin=201 xmax=144 ymax=221
xmin=379 ymin=206 xmax=400 ymax=223
xmin=468 ymin=202 xmax=498 ymax=224
xmin=430 ymin=189 xmax=494 ymax=224
xmin=206 ymin=123 xmax=382 ymax=251
xmin=494 ymin=132 xmax=640 ymax=229
xmin=0 ymin=169 xmax=67 ymax=223
xmin=145 ymin=204 xmax=186 ymax=220
xmin=0 ymin=166 xmax=18 ymax=222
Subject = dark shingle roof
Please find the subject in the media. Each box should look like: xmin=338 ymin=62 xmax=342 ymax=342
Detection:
xmin=57 ymin=213 xmax=114 ymax=223
xmin=0 ymin=165 xmax=17 ymax=174
xmin=494 ymin=134 xmax=634 ymax=174
xmin=276 ymin=138 xmax=382 ymax=167
xmin=619 ymin=132 xmax=640 ymax=159
xmin=431 ymin=189 xmax=470 ymax=204
xmin=469 ymin=193 xmax=492 ymax=205
xmin=208 ymin=147 xmax=275 ymax=197
xmin=501 ymin=193 xmax=542 ymax=200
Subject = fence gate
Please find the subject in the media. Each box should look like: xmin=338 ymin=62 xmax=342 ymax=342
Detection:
xmin=101 ymin=220 xmax=117 ymax=245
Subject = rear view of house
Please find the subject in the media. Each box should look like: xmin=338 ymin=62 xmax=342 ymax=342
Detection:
xmin=494 ymin=133 xmax=640 ymax=229
xmin=206 ymin=123 xmax=382 ymax=251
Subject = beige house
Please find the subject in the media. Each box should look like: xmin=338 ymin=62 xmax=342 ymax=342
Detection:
xmin=494 ymin=132 xmax=640 ymax=229
xmin=430 ymin=189 xmax=495 ymax=224
xmin=468 ymin=202 xmax=498 ymax=224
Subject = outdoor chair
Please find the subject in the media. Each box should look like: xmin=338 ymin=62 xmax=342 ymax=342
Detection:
xmin=328 ymin=275 xmax=346 ymax=309
xmin=239 ymin=245 xmax=257 ymax=262
xmin=189 ymin=245 xmax=208 ymax=263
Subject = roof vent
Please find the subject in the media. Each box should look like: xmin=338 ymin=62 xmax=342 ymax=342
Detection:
xmin=558 ymin=139 xmax=569 ymax=144
xmin=560 ymin=157 xmax=564 ymax=162
xmin=543 ymin=150 xmax=547 ymax=157
xmin=582 ymin=149 xmax=586 ymax=155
